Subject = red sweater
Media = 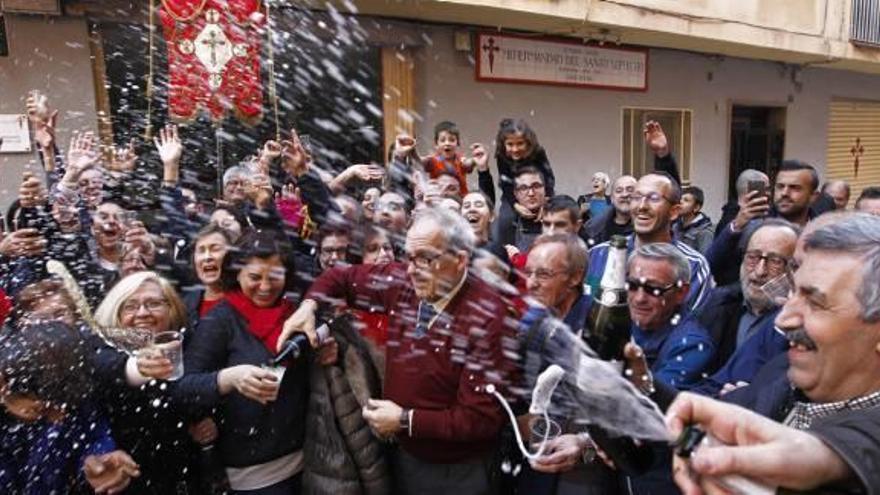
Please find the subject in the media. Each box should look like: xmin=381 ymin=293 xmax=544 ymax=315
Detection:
xmin=307 ymin=262 xmax=519 ymax=463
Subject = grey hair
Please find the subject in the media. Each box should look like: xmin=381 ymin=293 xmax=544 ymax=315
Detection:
xmin=735 ymin=169 xmax=769 ymax=197
xmin=592 ymin=172 xmax=611 ymax=190
xmin=532 ymin=233 xmax=588 ymax=277
xmin=803 ymin=213 xmax=880 ymax=323
xmin=627 ymin=243 xmax=692 ymax=283
xmin=223 ymin=165 xmax=252 ymax=186
xmin=411 ymin=206 xmax=476 ymax=254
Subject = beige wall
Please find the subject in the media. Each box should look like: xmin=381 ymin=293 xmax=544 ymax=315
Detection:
xmin=348 ymin=0 xmax=880 ymax=74
xmin=0 ymin=14 xmax=97 ymax=213
xmin=410 ymin=26 xmax=880 ymax=220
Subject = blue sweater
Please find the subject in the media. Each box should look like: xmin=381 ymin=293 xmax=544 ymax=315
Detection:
xmin=632 ymin=317 xmax=716 ymax=391
xmin=0 ymin=405 xmax=115 ymax=494
xmin=690 ymin=313 xmax=789 ymax=397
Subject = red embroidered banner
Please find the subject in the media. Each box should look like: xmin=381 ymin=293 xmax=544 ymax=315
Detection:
xmin=159 ymin=0 xmax=264 ymax=122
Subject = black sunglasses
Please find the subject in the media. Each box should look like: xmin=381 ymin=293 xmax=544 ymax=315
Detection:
xmin=625 ymin=278 xmax=681 ymax=297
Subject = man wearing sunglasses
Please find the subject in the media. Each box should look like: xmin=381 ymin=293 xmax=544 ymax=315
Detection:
xmin=586 ymin=173 xmax=714 ymax=317
xmin=625 ymin=243 xmax=715 ymax=392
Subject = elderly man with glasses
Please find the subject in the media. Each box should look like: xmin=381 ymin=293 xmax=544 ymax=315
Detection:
xmin=277 ymin=207 xmax=519 ymax=495
xmin=585 ymin=173 xmax=714 ymax=317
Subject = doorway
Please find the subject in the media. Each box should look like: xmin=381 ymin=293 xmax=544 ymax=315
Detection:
xmin=728 ymin=105 xmax=786 ymax=201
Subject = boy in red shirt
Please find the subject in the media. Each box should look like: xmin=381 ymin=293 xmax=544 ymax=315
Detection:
xmin=422 ymin=121 xmax=474 ymax=194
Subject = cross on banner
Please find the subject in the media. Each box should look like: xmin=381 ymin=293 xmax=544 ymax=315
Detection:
xmin=851 ymin=137 xmax=865 ymax=178
xmin=202 ymin=30 xmax=226 ymax=66
xmin=483 ymin=37 xmax=500 ymax=73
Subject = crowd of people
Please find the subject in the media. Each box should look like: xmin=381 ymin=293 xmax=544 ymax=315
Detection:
xmin=2 ymin=90 xmax=880 ymax=495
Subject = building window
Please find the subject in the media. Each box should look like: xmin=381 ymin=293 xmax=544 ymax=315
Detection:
xmin=851 ymin=0 xmax=880 ymax=46
xmin=622 ymin=107 xmax=692 ymax=185
xmin=0 ymin=15 xmax=8 ymax=57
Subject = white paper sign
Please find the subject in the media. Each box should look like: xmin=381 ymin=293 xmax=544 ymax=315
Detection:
xmin=0 ymin=114 xmax=32 ymax=153
xmin=476 ymin=34 xmax=648 ymax=91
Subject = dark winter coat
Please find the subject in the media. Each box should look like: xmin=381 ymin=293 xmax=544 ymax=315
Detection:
xmin=176 ymin=300 xmax=311 ymax=468
xmin=581 ymin=206 xmax=632 ymax=249
xmin=302 ymin=316 xmax=390 ymax=495
xmin=673 ymin=212 xmax=714 ymax=254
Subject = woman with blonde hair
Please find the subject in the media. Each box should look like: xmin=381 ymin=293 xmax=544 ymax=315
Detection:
xmin=94 ymin=270 xmax=187 ymax=334
xmin=92 ymin=271 xmax=204 ymax=493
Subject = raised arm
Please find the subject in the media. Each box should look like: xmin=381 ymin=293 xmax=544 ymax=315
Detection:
xmin=644 ymin=120 xmax=681 ymax=186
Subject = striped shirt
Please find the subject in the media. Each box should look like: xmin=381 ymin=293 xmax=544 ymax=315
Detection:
xmin=585 ymin=236 xmax=715 ymax=315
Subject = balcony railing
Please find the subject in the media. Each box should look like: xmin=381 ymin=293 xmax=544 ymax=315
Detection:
xmin=852 ymin=0 xmax=880 ymax=46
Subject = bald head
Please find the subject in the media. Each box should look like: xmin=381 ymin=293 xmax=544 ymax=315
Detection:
xmin=822 ymin=180 xmax=851 ymax=210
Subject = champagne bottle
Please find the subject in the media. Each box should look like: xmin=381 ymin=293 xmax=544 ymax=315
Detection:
xmin=584 ymin=235 xmax=654 ymax=475
xmin=583 ymin=235 xmax=631 ymax=361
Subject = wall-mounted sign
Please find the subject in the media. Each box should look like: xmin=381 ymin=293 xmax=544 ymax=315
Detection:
xmin=0 ymin=114 xmax=32 ymax=153
xmin=476 ymin=33 xmax=648 ymax=91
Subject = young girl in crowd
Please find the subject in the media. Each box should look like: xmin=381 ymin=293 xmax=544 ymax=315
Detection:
xmin=494 ymin=118 xmax=555 ymax=206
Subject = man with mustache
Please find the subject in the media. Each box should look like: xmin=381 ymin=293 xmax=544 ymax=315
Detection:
xmin=669 ymin=212 xmax=880 ymax=493
xmin=586 ymin=173 xmax=714 ymax=316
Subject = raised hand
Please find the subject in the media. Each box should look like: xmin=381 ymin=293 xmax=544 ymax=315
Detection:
xmin=732 ymin=190 xmax=770 ymax=231
xmin=26 ymin=90 xmax=58 ymax=151
xmin=259 ymin=139 xmax=283 ymax=173
xmin=108 ymin=138 xmax=138 ymax=173
xmin=470 ymin=143 xmax=489 ymax=172
xmin=393 ymin=133 xmax=417 ymax=160
xmin=64 ymin=131 xmax=100 ymax=186
xmin=18 ymin=172 xmax=48 ymax=208
xmin=0 ymin=228 xmax=47 ymax=258
xmin=153 ymin=125 xmax=182 ymax=167
xmin=643 ymin=120 xmax=669 ymax=158
xmin=280 ymin=129 xmax=309 ymax=178
xmin=83 ymin=450 xmax=141 ymax=495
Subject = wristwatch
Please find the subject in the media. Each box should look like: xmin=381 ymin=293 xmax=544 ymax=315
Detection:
xmin=579 ymin=432 xmax=597 ymax=464
xmin=399 ymin=408 xmax=413 ymax=437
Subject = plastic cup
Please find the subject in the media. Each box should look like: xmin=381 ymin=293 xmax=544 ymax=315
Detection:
xmin=528 ymin=417 xmax=562 ymax=458
xmin=152 ymin=331 xmax=184 ymax=380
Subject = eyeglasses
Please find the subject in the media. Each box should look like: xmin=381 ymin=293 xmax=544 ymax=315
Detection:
xmin=628 ymin=192 xmax=672 ymax=206
xmin=743 ymin=250 xmax=790 ymax=273
xmin=523 ymin=268 xmax=564 ymax=282
xmin=377 ymin=201 xmax=405 ymax=213
xmin=625 ymin=278 xmax=681 ymax=297
xmin=406 ymin=251 xmax=444 ymax=269
xmin=320 ymin=246 xmax=349 ymax=257
xmin=514 ymin=182 xmax=545 ymax=195
xmin=120 ymin=298 xmax=168 ymax=315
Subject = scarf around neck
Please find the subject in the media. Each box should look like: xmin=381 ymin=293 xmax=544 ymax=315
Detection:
xmin=224 ymin=290 xmax=296 ymax=355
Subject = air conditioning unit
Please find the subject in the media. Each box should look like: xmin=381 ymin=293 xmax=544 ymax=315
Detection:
xmin=1 ymin=0 xmax=62 ymax=16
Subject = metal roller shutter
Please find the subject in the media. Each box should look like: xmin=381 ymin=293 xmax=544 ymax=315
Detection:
xmin=826 ymin=98 xmax=880 ymax=208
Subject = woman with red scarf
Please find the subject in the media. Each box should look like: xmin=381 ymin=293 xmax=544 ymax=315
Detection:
xmin=179 ymin=230 xmax=315 ymax=495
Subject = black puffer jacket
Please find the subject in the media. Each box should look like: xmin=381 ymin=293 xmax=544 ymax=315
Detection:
xmin=303 ymin=316 xmax=390 ymax=495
